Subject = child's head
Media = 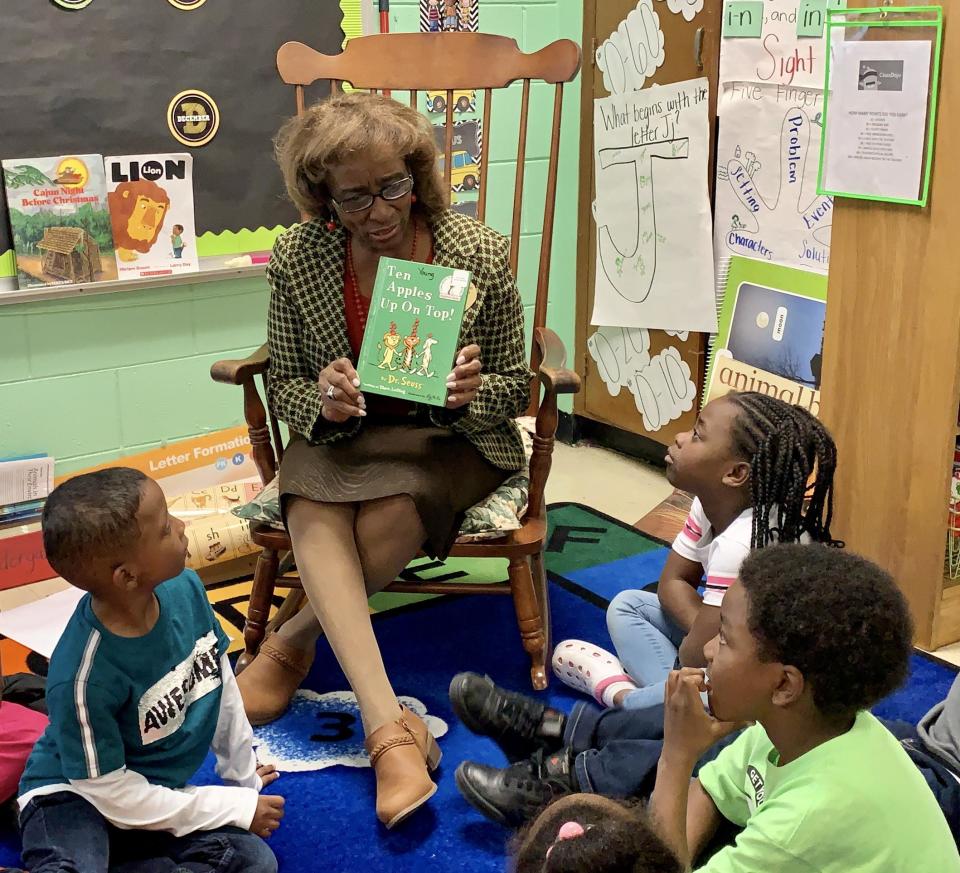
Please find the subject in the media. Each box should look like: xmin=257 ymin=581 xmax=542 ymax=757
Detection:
xmin=172 ymin=224 xmax=184 ymax=234
xmin=42 ymin=468 xmax=188 ymax=595
xmin=703 ymin=543 xmax=912 ymax=727
xmin=665 ymin=392 xmax=837 ymax=548
xmin=510 ymin=794 xmax=681 ymax=873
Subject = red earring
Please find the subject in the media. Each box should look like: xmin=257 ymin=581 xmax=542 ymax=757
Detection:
xmin=325 ymin=219 xmax=337 ymax=231
xmin=411 ymin=193 xmax=418 ymax=203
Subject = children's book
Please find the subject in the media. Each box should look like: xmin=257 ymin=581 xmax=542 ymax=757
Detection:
xmin=104 ymin=153 xmax=199 ymax=279
xmin=704 ymin=256 xmax=827 ymax=418
xmin=1 ymin=154 xmax=116 ymax=288
xmin=357 ymin=257 xmax=471 ymax=407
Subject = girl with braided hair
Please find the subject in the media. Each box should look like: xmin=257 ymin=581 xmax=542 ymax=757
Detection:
xmin=550 ymin=391 xmax=840 ymax=711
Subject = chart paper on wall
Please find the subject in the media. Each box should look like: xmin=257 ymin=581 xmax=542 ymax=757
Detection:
xmin=591 ymin=78 xmax=717 ymax=331
xmin=719 ymin=0 xmax=830 ymax=89
xmin=714 ymin=82 xmax=832 ymax=273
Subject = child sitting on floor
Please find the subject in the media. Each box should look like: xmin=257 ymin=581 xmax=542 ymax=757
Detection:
xmin=552 ymin=392 xmax=838 ymax=711
xmin=509 ymin=795 xmax=680 ymax=873
xmin=14 ymin=469 xmax=282 ymax=873
xmin=505 ymin=545 xmax=960 ymax=872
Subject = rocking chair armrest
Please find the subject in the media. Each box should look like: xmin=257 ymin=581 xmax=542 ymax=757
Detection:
xmin=210 ymin=343 xmax=271 ymax=386
xmin=534 ymin=327 xmax=581 ymax=397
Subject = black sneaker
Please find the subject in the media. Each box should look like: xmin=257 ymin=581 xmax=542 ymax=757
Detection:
xmin=455 ymin=747 xmax=578 ymax=828
xmin=449 ymin=672 xmax=567 ymax=762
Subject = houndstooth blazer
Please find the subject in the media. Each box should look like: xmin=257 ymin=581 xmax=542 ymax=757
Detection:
xmin=266 ymin=209 xmax=531 ymax=471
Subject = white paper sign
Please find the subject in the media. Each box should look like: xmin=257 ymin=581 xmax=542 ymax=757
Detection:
xmin=591 ymin=78 xmax=717 ymax=331
xmin=666 ymin=0 xmax=704 ymax=23
xmin=821 ymin=40 xmax=931 ymax=201
xmin=587 ymin=327 xmax=697 ymax=432
xmin=719 ymin=0 xmax=828 ymax=90
xmin=596 ymin=0 xmax=665 ymax=95
xmin=714 ymin=82 xmax=832 ymax=273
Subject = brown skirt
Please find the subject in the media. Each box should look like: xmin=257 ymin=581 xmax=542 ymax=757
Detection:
xmin=278 ymin=418 xmax=510 ymax=559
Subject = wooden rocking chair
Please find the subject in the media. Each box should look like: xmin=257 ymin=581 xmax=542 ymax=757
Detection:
xmin=210 ymin=32 xmax=581 ymax=689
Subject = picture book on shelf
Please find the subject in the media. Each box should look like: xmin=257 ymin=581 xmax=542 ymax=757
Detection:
xmin=105 ymin=153 xmax=199 ymax=279
xmin=1 ymin=154 xmax=116 ymax=288
xmin=357 ymin=257 xmax=471 ymax=407
xmin=705 ymin=256 xmax=827 ymax=417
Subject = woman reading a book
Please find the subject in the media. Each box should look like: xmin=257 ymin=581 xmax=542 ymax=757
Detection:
xmin=238 ymin=92 xmax=531 ymax=828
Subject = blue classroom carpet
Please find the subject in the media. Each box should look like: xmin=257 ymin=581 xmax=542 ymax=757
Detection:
xmin=1 ymin=503 xmax=955 ymax=871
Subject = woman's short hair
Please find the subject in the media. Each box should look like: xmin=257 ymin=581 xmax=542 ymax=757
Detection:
xmin=275 ymin=91 xmax=448 ymax=221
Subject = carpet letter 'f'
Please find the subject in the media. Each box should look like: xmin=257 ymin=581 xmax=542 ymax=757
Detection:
xmin=253 ymin=691 xmax=448 ymax=771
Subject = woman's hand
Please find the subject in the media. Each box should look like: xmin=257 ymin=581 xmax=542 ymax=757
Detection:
xmin=662 ymin=668 xmax=743 ymax=766
xmin=446 ymin=344 xmax=482 ymax=409
xmin=318 ymin=358 xmax=366 ymax=423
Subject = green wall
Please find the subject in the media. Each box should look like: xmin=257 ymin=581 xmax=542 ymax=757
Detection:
xmin=0 ymin=1 xmax=582 ymax=474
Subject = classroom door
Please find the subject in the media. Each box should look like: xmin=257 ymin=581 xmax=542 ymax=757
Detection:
xmin=574 ymin=0 xmax=721 ymax=446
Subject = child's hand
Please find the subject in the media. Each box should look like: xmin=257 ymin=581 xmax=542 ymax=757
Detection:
xmin=257 ymin=763 xmax=279 ymax=789
xmin=662 ymin=668 xmax=743 ymax=765
xmin=250 ymin=794 xmax=285 ymax=838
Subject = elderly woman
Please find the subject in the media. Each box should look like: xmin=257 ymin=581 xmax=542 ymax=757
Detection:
xmin=237 ymin=92 xmax=530 ymax=828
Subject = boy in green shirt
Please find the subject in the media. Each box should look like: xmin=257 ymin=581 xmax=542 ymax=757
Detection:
xmin=508 ymin=545 xmax=960 ymax=872
xmin=650 ymin=543 xmax=960 ymax=872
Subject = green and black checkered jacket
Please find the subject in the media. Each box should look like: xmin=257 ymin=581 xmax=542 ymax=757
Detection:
xmin=266 ymin=209 xmax=531 ymax=471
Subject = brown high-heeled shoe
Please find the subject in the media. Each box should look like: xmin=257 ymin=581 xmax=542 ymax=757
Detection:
xmin=365 ymin=716 xmax=438 ymax=828
xmin=235 ymin=634 xmax=314 ymax=726
xmin=400 ymin=705 xmax=443 ymax=771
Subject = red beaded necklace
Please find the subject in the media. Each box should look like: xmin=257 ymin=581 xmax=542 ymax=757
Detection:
xmin=346 ymin=220 xmax=420 ymax=332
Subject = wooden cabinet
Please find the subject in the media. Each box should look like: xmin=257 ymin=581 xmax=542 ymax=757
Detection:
xmin=574 ymin=0 xmax=721 ymax=446
xmin=819 ymin=4 xmax=960 ymax=648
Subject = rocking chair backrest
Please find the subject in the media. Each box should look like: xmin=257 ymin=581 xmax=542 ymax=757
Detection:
xmin=275 ymin=32 xmax=581 ymax=412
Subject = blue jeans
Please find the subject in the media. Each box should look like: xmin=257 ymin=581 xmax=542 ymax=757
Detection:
xmin=606 ymin=588 xmax=685 ymax=711
xmin=19 ymin=791 xmax=277 ymax=873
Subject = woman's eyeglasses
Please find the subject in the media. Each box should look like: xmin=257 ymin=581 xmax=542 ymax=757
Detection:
xmin=333 ymin=176 xmax=414 ymax=214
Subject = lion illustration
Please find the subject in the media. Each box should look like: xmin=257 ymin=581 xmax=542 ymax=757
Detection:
xmin=107 ymin=180 xmax=171 ymax=262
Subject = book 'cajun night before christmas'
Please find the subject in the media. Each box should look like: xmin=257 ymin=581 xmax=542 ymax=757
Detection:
xmin=357 ymin=257 xmax=471 ymax=406
xmin=1 ymin=154 xmax=116 ymax=288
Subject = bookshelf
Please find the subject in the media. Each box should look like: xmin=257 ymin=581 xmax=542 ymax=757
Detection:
xmin=818 ymin=1 xmax=960 ymax=648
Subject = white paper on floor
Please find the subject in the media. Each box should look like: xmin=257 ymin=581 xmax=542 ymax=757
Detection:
xmin=0 ymin=586 xmax=83 ymax=658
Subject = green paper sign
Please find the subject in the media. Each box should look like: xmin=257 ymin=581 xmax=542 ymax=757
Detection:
xmin=797 ymin=0 xmax=827 ymax=36
xmin=723 ymin=1 xmax=764 ymax=37
xmin=798 ymin=0 xmax=845 ymax=36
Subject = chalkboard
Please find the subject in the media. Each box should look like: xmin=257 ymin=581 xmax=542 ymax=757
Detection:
xmin=0 ymin=0 xmax=343 ymax=261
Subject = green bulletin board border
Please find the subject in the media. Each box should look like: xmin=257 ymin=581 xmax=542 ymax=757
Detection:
xmin=816 ymin=5 xmax=944 ymax=207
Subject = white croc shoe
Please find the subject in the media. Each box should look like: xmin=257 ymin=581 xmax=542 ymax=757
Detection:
xmin=551 ymin=639 xmax=638 ymax=707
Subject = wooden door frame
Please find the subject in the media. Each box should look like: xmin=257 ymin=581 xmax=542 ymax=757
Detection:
xmin=574 ymin=0 xmax=599 ymax=420
xmin=573 ymin=0 xmax=719 ymax=440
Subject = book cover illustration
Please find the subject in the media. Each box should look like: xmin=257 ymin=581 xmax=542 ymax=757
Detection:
xmin=1 ymin=154 xmax=116 ymax=288
xmin=105 ymin=153 xmax=199 ymax=279
xmin=705 ymin=256 xmax=827 ymax=417
xmin=357 ymin=257 xmax=471 ymax=407
xmin=420 ymin=0 xmax=478 ymax=33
